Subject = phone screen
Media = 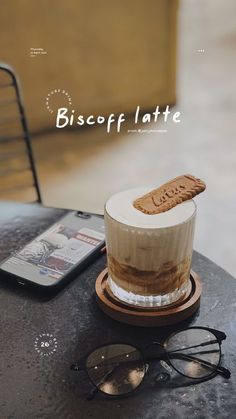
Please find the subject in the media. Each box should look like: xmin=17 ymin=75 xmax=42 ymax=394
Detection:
xmin=0 ymin=212 xmax=105 ymax=286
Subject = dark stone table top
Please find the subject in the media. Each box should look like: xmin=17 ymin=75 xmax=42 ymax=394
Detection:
xmin=0 ymin=202 xmax=235 ymax=419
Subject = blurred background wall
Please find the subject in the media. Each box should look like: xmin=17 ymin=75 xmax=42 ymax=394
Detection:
xmin=0 ymin=0 xmax=177 ymax=132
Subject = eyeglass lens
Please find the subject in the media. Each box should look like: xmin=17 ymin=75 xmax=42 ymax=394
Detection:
xmin=165 ymin=328 xmax=221 ymax=379
xmin=86 ymin=344 xmax=145 ymax=395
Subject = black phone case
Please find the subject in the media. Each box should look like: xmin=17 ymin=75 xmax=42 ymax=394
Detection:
xmin=0 ymin=243 xmax=104 ymax=293
xmin=0 ymin=211 xmax=105 ymax=294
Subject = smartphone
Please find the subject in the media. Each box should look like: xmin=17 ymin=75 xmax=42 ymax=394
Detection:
xmin=0 ymin=211 xmax=105 ymax=291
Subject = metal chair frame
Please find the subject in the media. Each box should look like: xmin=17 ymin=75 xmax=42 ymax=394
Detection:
xmin=0 ymin=63 xmax=42 ymax=202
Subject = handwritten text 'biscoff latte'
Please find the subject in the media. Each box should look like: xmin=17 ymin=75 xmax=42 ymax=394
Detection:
xmin=56 ymin=105 xmax=181 ymax=133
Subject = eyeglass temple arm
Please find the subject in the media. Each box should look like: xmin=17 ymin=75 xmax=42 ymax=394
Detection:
xmin=168 ymin=352 xmax=231 ymax=379
xmin=216 ymin=365 xmax=231 ymax=378
xmin=152 ymin=340 xmax=230 ymax=378
xmin=77 ymin=350 xmax=231 ymax=380
xmin=207 ymin=328 xmax=227 ymax=342
xmin=71 ymin=350 xmax=230 ymax=378
xmin=71 ymin=362 xmax=120 ymax=401
xmin=87 ymin=364 xmax=121 ymax=401
xmin=70 ymin=339 xmax=217 ymax=370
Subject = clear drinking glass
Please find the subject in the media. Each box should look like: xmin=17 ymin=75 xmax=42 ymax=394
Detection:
xmin=104 ymin=189 xmax=196 ymax=308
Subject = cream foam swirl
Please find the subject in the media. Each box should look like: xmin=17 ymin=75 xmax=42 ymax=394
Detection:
xmin=105 ymin=187 xmax=196 ymax=229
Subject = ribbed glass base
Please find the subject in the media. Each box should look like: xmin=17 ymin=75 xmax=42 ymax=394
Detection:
xmin=108 ymin=276 xmax=191 ymax=308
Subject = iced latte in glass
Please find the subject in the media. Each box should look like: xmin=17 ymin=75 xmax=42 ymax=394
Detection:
xmin=105 ymin=186 xmax=197 ymax=307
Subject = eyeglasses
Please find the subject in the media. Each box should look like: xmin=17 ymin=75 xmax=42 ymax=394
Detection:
xmin=71 ymin=326 xmax=230 ymax=400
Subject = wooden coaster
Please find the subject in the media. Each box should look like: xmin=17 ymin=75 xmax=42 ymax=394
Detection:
xmin=95 ymin=269 xmax=202 ymax=327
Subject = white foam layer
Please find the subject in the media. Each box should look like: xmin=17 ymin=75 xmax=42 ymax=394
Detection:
xmin=105 ymin=187 xmax=196 ymax=229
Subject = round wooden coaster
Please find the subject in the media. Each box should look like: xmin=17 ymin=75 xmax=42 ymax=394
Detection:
xmin=95 ymin=269 xmax=202 ymax=327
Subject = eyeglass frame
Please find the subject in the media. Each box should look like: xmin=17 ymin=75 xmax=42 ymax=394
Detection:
xmin=71 ymin=326 xmax=231 ymax=400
